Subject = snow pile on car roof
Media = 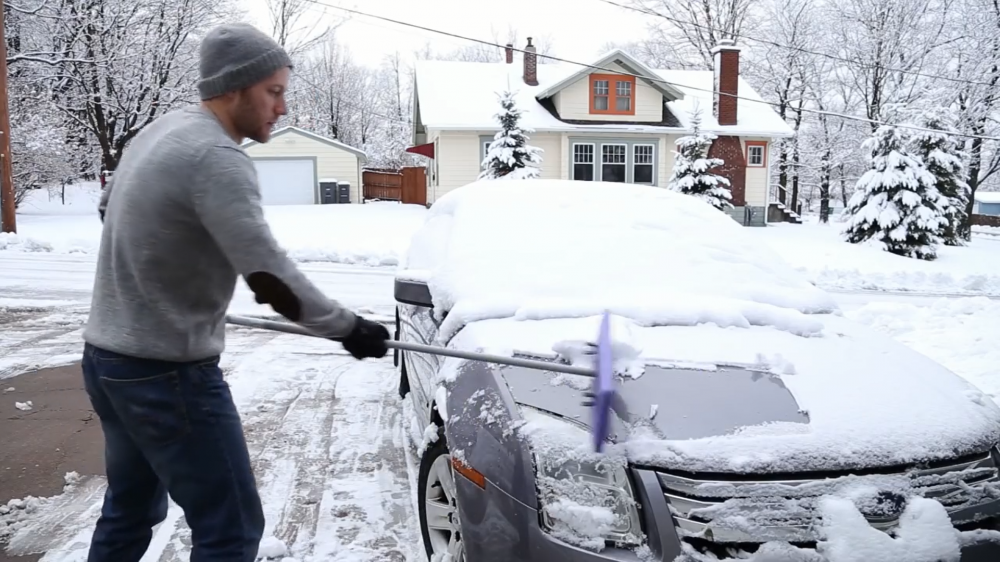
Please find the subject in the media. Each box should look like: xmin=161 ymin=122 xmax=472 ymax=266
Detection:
xmin=399 ymin=179 xmax=838 ymax=341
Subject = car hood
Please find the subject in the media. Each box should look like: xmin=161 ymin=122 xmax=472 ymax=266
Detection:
xmin=452 ymin=314 xmax=1000 ymax=475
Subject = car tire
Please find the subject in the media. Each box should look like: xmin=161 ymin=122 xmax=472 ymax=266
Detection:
xmin=399 ymin=354 xmax=411 ymax=399
xmin=418 ymin=429 xmax=465 ymax=561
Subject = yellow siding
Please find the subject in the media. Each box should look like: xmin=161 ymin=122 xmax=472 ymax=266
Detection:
xmin=430 ymin=131 xmax=564 ymax=203
xmin=661 ymin=135 xmax=680 ymax=188
xmin=554 ymin=63 xmax=663 ymax=122
xmin=432 ymin=131 xmax=481 ymax=203
xmin=531 ymin=133 xmax=562 ymax=181
xmin=740 ymin=138 xmax=771 ymax=207
xmin=244 ymin=130 xmax=363 ymax=203
xmin=560 ymin=135 xmax=570 ymax=180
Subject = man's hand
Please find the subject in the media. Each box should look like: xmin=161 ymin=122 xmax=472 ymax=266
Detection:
xmin=338 ymin=316 xmax=390 ymax=359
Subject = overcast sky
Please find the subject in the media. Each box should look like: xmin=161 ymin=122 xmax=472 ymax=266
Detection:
xmin=243 ymin=0 xmax=650 ymax=68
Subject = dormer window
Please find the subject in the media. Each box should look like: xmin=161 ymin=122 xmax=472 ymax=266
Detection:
xmin=590 ymin=74 xmax=636 ymax=115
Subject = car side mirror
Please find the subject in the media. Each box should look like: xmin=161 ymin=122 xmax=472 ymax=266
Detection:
xmin=394 ymin=278 xmax=433 ymax=308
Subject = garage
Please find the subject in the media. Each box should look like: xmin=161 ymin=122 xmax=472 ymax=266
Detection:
xmin=242 ymin=126 xmax=368 ymax=205
xmin=252 ymin=158 xmax=317 ymax=205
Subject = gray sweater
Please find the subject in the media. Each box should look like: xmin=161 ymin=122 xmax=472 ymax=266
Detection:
xmin=84 ymin=105 xmax=357 ymax=362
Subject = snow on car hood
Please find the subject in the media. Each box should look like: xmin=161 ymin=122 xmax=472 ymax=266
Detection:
xmin=447 ymin=314 xmax=1000 ymax=475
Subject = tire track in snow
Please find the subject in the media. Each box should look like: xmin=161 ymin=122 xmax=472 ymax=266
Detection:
xmin=306 ymin=360 xmax=423 ymax=561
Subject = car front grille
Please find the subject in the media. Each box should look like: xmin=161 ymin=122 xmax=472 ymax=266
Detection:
xmin=656 ymin=449 xmax=1000 ymax=544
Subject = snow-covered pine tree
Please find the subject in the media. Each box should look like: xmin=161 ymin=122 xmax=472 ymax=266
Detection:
xmin=479 ymin=90 xmax=543 ymax=180
xmin=910 ymin=109 xmax=970 ymax=246
xmin=667 ymin=113 xmax=732 ymax=211
xmin=843 ymin=125 xmax=947 ymax=260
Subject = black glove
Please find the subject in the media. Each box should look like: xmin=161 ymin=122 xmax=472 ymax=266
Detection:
xmin=338 ymin=316 xmax=390 ymax=360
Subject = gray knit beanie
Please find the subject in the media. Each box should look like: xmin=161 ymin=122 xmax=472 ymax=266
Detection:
xmin=198 ymin=23 xmax=293 ymax=100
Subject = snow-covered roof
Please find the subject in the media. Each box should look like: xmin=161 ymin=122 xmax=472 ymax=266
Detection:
xmin=975 ymin=191 xmax=1000 ymax=204
xmin=242 ymin=126 xmax=368 ymax=161
xmin=413 ymin=57 xmax=794 ymax=137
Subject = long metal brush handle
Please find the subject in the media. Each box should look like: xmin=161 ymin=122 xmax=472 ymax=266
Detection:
xmin=225 ymin=314 xmax=596 ymax=378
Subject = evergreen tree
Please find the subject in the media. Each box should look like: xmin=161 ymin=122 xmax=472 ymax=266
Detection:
xmin=910 ymin=109 xmax=970 ymax=246
xmin=479 ymin=90 xmax=543 ymax=180
xmin=844 ymin=125 xmax=947 ymax=260
xmin=667 ymin=114 xmax=732 ymax=211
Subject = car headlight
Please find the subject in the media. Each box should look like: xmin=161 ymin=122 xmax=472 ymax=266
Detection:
xmin=517 ymin=406 xmax=643 ymax=551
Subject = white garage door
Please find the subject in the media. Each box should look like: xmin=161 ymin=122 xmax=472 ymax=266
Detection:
xmin=253 ymin=159 xmax=316 ymax=205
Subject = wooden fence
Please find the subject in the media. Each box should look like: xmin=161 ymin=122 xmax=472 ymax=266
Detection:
xmin=972 ymin=214 xmax=1000 ymax=228
xmin=362 ymin=167 xmax=426 ymax=206
xmin=362 ymin=170 xmax=403 ymax=201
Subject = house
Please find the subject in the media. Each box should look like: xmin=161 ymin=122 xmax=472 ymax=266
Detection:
xmin=973 ymin=191 xmax=1000 ymax=217
xmin=241 ymin=126 xmax=367 ymax=205
xmin=408 ymin=39 xmax=795 ymax=226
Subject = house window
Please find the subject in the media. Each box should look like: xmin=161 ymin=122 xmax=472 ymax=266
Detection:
xmin=573 ymin=143 xmax=595 ymax=181
xmin=482 ymin=140 xmax=492 ymax=168
xmin=616 ymin=80 xmax=632 ymax=112
xmin=592 ymin=80 xmax=609 ymax=111
xmin=746 ymin=141 xmax=767 ymax=167
xmin=633 ymin=144 xmax=654 ymax=184
xmin=602 ymin=144 xmax=627 ymax=182
xmin=590 ymin=74 xmax=636 ymax=116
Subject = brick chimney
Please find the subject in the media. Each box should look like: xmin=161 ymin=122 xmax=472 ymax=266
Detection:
xmin=523 ymin=37 xmax=538 ymax=86
xmin=505 ymin=43 xmax=514 ymax=64
xmin=711 ymin=40 xmax=741 ymax=126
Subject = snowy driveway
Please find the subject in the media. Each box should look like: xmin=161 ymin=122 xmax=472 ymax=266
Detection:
xmin=0 ymin=253 xmax=424 ymax=562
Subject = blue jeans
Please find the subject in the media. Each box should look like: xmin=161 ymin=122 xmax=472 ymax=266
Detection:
xmin=81 ymin=343 xmax=265 ymax=562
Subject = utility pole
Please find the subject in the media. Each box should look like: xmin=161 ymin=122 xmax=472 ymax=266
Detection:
xmin=0 ymin=6 xmax=16 ymax=234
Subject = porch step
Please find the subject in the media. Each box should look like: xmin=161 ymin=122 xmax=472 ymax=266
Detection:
xmin=768 ymin=202 xmax=803 ymax=224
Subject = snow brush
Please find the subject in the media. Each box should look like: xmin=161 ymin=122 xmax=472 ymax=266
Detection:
xmin=225 ymin=312 xmax=617 ymax=453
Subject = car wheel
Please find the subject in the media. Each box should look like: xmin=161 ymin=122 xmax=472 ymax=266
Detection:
xmin=399 ymin=354 xmax=411 ymax=399
xmin=418 ymin=430 xmax=465 ymax=561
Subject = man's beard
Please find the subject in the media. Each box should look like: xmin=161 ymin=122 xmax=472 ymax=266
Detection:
xmin=233 ymin=93 xmax=266 ymax=143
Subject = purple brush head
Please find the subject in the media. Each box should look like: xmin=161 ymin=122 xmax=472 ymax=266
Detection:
xmin=592 ymin=311 xmax=615 ymax=453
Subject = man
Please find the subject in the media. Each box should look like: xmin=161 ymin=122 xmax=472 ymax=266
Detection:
xmin=81 ymin=23 xmax=389 ymax=561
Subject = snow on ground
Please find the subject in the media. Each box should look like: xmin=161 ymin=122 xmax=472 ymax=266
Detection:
xmin=843 ymin=296 xmax=1000 ymax=405
xmin=0 ymin=254 xmax=399 ymax=379
xmin=0 ymin=310 xmax=425 ymax=561
xmin=745 ymin=217 xmax=1000 ymax=296
xmin=2 ymin=184 xmax=429 ymax=266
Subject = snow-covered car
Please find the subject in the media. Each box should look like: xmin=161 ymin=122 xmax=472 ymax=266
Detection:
xmin=393 ymin=179 xmax=1000 ymax=562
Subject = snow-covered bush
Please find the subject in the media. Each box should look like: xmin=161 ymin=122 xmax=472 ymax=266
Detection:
xmin=910 ymin=109 xmax=970 ymax=246
xmin=479 ymin=90 xmax=543 ymax=180
xmin=667 ymin=114 xmax=732 ymax=211
xmin=843 ymin=125 xmax=947 ymax=260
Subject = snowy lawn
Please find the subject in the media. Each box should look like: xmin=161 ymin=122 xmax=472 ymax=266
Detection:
xmin=745 ymin=217 xmax=1000 ymax=296
xmin=2 ymin=183 xmax=429 ymax=266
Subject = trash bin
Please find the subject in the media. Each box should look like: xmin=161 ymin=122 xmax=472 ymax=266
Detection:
xmin=319 ymin=179 xmax=338 ymax=204
xmin=337 ymin=182 xmax=351 ymax=204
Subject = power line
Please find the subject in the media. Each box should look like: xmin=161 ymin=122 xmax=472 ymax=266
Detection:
xmin=598 ymin=0 xmax=1000 ymax=89
xmin=299 ymin=0 xmax=1000 ymax=142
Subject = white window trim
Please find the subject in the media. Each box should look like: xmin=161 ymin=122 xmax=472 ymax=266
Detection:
xmin=747 ymin=144 xmax=766 ymax=168
xmin=572 ymin=142 xmax=596 ymax=181
xmin=632 ymin=143 xmax=655 ymax=184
